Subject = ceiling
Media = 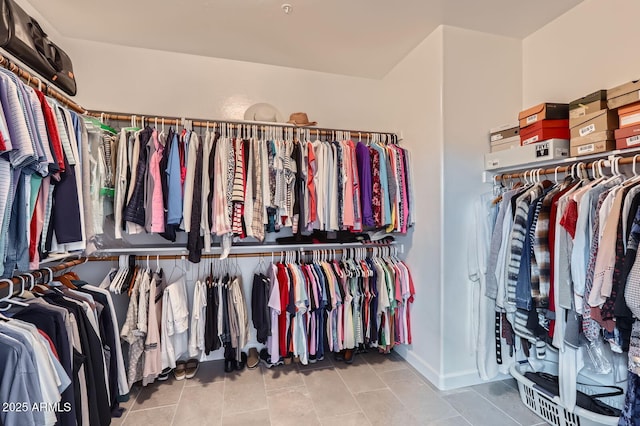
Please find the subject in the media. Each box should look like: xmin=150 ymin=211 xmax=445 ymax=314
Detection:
xmin=27 ymin=0 xmax=582 ymax=79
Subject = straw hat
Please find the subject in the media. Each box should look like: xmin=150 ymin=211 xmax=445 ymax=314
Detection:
xmin=244 ymin=103 xmax=285 ymax=123
xmin=287 ymin=112 xmax=317 ymax=126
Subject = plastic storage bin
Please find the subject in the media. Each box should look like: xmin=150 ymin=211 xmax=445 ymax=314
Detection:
xmin=510 ymin=363 xmax=623 ymax=426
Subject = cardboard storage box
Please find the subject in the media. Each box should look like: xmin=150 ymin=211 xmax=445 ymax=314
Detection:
xmin=569 ymin=109 xmax=618 ymax=139
xmin=569 ymin=90 xmax=607 ymax=116
xmin=607 ymin=80 xmax=640 ymax=109
xmin=618 ymin=102 xmax=640 ymax=128
xmin=569 ymin=90 xmax=607 ymax=108
xmin=520 ymin=119 xmax=570 ymax=145
xmin=570 ymin=100 xmax=608 ymax=119
xmin=615 ymin=124 xmax=640 ymax=149
xmin=485 ymin=139 xmax=569 ymax=170
xmin=570 ymin=139 xmax=615 ymax=157
xmin=489 ymin=124 xmax=519 ymax=143
xmin=570 ymin=131 xmax=614 ymax=146
xmin=490 ymin=135 xmax=520 ymax=152
xmin=518 ymin=103 xmax=569 ymax=128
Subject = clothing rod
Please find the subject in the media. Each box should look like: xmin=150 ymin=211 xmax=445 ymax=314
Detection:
xmin=496 ymin=154 xmax=640 ymax=181
xmin=92 ymin=241 xmax=396 ymax=257
xmin=0 ymin=53 xmax=86 ymax=114
xmin=89 ymin=244 xmax=395 ymax=262
xmin=0 ymin=257 xmax=88 ymax=296
xmin=87 ymin=110 xmax=397 ymax=139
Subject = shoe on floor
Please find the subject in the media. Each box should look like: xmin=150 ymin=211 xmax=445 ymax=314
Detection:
xmin=236 ymin=352 xmax=247 ymax=371
xmin=247 ymin=348 xmax=260 ymax=369
xmin=259 ymin=348 xmax=283 ymax=368
xmin=185 ymin=359 xmax=199 ymax=379
xmin=174 ymin=361 xmax=187 ymax=380
xmin=224 ymin=359 xmax=235 ymax=373
xmin=157 ymin=367 xmax=172 ymax=381
xmin=344 ymin=349 xmax=354 ymax=364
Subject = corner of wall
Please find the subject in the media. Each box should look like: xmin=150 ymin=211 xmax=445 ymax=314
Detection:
xmin=381 ymin=25 xmax=446 ymax=388
xmin=439 ymin=25 xmax=522 ymax=388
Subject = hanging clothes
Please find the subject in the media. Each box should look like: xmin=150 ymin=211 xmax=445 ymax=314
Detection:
xmin=99 ymin=123 xmax=413 ymax=261
xmin=0 ymin=268 xmax=129 ymax=426
xmin=257 ymin=248 xmax=414 ymax=365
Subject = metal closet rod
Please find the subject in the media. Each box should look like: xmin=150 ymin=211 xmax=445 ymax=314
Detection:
xmin=88 ymin=243 xmax=396 ymax=262
xmin=0 ymin=54 xmax=86 ymax=114
xmin=88 ymin=110 xmax=397 ymax=140
xmin=91 ymin=249 xmax=356 ymax=263
xmin=496 ymin=154 xmax=640 ymax=182
xmin=0 ymin=257 xmax=88 ymax=294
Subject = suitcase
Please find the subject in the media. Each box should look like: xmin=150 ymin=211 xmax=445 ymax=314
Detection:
xmin=0 ymin=0 xmax=76 ymax=95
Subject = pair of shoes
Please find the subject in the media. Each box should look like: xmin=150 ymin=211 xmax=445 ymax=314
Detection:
xmin=259 ymin=348 xmax=283 ymax=368
xmin=247 ymin=348 xmax=260 ymax=369
xmin=334 ymin=349 xmax=355 ymax=364
xmin=224 ymin=353 xmax=248 ymax=373
xmin=174 ymin=359 xmax=200 ymax=380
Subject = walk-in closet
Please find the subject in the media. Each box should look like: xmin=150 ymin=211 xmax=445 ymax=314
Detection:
xmin=1 ymin=0 xmax=640 ymax=425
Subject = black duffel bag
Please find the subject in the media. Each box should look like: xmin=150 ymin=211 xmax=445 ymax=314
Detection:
xmin=0 ymin=0 xmax=76 ymax=95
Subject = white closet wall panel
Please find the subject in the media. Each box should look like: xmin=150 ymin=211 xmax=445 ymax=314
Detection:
xmin=62 ymin=37 xmax=389 ymax=131
xmin=382 ymin=26 xmax=445 ymax=387
xmin=523 ymin=0 xmax=640 ymax=106
xmin=441 ymin=26 xmax=522 ymax=387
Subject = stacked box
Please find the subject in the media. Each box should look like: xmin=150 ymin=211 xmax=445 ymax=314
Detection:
xmin=489 ymin=123 xmax=519 ymax=152
xmin=568 ymin=90 xmax=616 ymax=156
xmin=518 ymin=103 xmax=569 ymax=146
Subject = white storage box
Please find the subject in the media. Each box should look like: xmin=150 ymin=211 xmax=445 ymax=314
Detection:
xmin=485 ymin=139 xmax=569 ymax=170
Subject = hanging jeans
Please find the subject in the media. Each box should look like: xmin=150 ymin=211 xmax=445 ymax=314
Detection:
xmin=4 ymin=169 xmax=30 ymax=276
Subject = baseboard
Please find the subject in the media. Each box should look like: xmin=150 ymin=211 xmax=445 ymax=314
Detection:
xmin=396 ymin=347 xmax=512 ymax=391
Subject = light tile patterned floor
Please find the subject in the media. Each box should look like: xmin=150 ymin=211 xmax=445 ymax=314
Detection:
xmin=112 ymin=351 xmax=547 ymax=426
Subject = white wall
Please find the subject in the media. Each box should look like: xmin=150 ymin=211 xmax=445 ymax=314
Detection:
xmin=381 ymin=25 xmax=522 ymax=390
xmin=523 ymin=0 xmax=640 ymax=106
xmin=382 ymin=27 xmax=444 ymax=385
xmin=441 ymin=26 xmax=522 ymax=387
xmin=64 ymin=38 xmax=389 ymax=132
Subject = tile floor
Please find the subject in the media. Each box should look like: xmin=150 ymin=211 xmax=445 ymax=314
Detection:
xmin=113 ymin=351 xmax=547 ymax=426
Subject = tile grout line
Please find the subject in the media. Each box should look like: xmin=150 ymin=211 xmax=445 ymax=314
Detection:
xmin=261 ymin=367 xmax=274 ymax=426
xmin=169 ymin=382 xmax=187 ymax=426
xmin=219 ymin=379 xmax=225 ymax=425
xmin=468 ymin=388 xmax=527 ymax=426
xmin=129 ymin=403 xmax=178 ymax=413
xmin=333 ymin=360 xmax=376 ymax=425
xmin=120 ymin=387 xmax=141 ymax=424
xmin=299 ymin=367 xmax=326 ymax=424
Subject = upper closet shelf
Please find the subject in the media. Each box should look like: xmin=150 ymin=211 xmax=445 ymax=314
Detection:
xmin=484 ymin=142 xmax=640 ymax=178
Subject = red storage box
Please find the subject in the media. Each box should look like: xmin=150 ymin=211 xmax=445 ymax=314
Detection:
xmin=618 ymin=102 xmax=640 ymax=128
xmin=520 ymin=119 xmax=570 ymax=145
xmin=615 ymin=124 xmax=640 ymax=149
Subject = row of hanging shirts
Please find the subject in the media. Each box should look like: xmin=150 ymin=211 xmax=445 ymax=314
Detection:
xmin=106 ymin=254 xmax=249 ymax=386
xmin=92 ymin=116 xmax=414 ymax=262
xmin=474 ymin=156 xmax=640 ymax=412
xmin=253 ymin=245 xmax=415 ymax=365
xmin=0 ymin=70 xmax=107 ymax=277
xmin=0 ymin=264 xmax=129 ymax=426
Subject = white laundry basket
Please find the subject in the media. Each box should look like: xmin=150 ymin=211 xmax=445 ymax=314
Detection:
xmin=510 ymin=363 xmax=622 ymax=426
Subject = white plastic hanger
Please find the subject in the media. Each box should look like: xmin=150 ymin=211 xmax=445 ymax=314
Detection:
xmin=0 ymin=278 xmax=29 ymax=310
